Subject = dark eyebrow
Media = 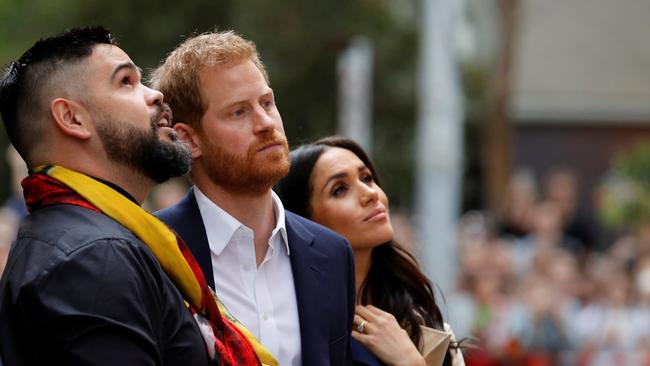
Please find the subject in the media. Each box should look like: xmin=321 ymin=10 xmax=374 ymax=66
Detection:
xmin=320 ymin=164 xmax=367 ymax=193
xmin=321 ymin=172 xmax=347 ymax=193
xmin=110 ymin=61 xmax=141 ymax=82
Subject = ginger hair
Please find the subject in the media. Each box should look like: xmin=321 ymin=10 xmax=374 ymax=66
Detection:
xmin=150 ymin=30 xmax=268 ymax=127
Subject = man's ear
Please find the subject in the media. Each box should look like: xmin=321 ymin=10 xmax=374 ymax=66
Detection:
xmin=50 ymin=98 xmax=92 ymax=140
xmin=174 ymin=122 xmax=202 ymax=159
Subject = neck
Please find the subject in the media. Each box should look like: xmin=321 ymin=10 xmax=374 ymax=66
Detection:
xmin=354 ymin=247 xmax=373 ymax=303
xmin=195 ymin=178 xmax=277 ymax=266
xmin=47 ymin=160 xmax=153 ymax=205
xmin=30 ymin=141 xmax=155 ymax=205
xmin=102 ymin=166 xmax=153 ymax=205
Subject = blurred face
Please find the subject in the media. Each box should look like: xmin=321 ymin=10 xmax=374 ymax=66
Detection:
xmin=309 ymin=147 xmax=393 ymax=250
xmin=191 ymin=59 xmax=289 ymax=194
xmin=84 ymin=44 xmax=190 ymax=182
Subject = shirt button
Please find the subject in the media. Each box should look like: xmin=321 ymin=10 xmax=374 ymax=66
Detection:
xmin=263 ymin=312 xmax=269 ymax=321
xmin=243 ymin=262 xmax=252 ymax=270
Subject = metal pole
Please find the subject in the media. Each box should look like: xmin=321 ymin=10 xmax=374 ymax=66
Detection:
xmin=337 ymin=36 xmax=374 ymax=153
xmin=415 ymin=0 xmax=465 ymax=296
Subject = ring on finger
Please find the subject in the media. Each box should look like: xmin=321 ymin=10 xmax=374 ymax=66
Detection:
xmin=357 ymin=319 xmax=368 ymax=333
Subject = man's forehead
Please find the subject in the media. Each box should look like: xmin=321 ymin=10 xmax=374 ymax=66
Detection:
xmin=88 ymin=44 xmax=135 ymax=70
xmin=199 ymin=60 xmax=271 ymax=103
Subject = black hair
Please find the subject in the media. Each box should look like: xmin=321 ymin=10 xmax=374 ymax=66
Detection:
xmin=275 ymin=136 xmax=448 ymax=359
xmin=0 ymin=26 xmax=116 ymax=161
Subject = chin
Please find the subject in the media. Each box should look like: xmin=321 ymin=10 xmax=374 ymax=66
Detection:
xmin=356 ymin=231 xmax=394 ymax=251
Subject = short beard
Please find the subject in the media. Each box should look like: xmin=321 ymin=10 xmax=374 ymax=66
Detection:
xmin=200 ymin=130 xmax=290 ymax=195
xmin=95 ymin=111 xmax=192 ymax=183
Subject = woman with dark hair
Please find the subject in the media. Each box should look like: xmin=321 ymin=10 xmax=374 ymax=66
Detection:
xmin=275 ymin=136 xmax=464 ymax=366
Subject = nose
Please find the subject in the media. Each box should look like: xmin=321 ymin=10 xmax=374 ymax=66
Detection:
xmin=252 ymin=105 xmax=276 ymax=134
xmin=359 ymin=183 xmax=379 ymax=206
xmin=144 ymin=85 xmax=164 ymax=107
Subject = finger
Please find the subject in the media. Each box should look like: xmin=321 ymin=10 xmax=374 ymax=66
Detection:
xmin=351 ymin=329 xmax=373 ymax=343
xmin=353 ymin=316 xmax=373 ymax=334
xmin=355 ymin=305 xmax=377 ymax=321
xmin=365 ymin=304 xmax=388 ymax=317
xmin=352 ymin=314 xmax=366 ymax=328
xmin=365 ymin=305 xmax=397 ymax=324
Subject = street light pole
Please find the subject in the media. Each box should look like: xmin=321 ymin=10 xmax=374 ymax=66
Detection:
xmin=415 ymin=0 xmax=465 ymax=296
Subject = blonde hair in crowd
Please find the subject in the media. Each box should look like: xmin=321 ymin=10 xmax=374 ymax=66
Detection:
xmin=150 ymin=30 xmax=269 ymax=127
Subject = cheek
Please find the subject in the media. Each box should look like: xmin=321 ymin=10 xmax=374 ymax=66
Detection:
xmin=202 ymin=125 xmax=242 ymax=152
xmin=311 ymin=200 xmax=357 ymax=237
xmin=379 ymin=190 xmax=389 ymax=209
xmin=272 ymin=115 xmax=285 ymax=134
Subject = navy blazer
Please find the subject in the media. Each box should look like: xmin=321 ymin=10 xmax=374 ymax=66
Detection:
xmin=156 ymin=188 xmax=355 ymax=366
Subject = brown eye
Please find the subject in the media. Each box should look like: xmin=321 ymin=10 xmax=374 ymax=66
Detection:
xmin=332 ymin=184 xmax=348 ymax=197
xmin=121 ymin=76 xmax=131 ymax=85
xmin=261 ymin=100 xmax=273 ymax=110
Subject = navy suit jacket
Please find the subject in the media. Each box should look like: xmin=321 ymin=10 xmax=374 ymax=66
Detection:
xmin=156 ymin=188 xmax=355 ymax=366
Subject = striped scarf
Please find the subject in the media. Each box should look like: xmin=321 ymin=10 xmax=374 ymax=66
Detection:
xmin=21 ymin=165 xmax=273 ymax=366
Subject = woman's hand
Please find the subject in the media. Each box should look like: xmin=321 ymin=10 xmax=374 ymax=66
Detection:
xmin=352 ymin=305 xmax=426 ymax=366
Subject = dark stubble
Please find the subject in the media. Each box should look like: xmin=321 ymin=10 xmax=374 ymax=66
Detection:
xmin=95 ymin=104 xmax=192 ymax=183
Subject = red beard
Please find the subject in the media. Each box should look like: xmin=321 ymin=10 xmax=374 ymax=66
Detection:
xmin=200 ymin=130 xmax=290 ymax=195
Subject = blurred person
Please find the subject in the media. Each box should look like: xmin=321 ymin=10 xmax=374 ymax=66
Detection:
xmin=151 ymin=31 xmax=355 ymax=366
xmin=389 ymin=211 xmax=417 ymax=254
xmin=599 ymin=270 xmax=644 ymax=350
xmin=635 ymin=255 xmax=650 ymax=307
xmin=2 ymin=145 xmax=27 ymax=219
xmin=633 ymin=257 xmax=650 ymax=363
xmin=0 ymin=209 xmax=19 ymax=275
xmin=571 ymin=256 xmax=647 ymax=364
xmin=147 ymin=177 xmax=189 ymax=211
xmin=545 ymin=251 xmax=582 ymax=327
xmin=516 ymin=273 xmax=569 ymax=364
xmin=511 ymin=201 xmax=585 ymax=276
xmin=542 ymin=166 xmax=594 ymax=250
xmin=275 ymin=136 xmax=464 ymax=366
xmin=445 ymin=220 xmax=491 ymax=343
xmin=0 ymin=27 xmax=260 ymax=365
xmin=497 ymin=168 xmax=538 ymax=239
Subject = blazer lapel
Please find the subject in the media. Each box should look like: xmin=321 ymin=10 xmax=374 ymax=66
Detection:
xmin=163 ymin=187 xmax=215 ymax=289
xmin=285 ymin=212 xmax=330 ymax=363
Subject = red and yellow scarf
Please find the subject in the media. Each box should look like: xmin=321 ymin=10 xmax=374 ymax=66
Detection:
xmin=22 ymin=165 xmax=275 ymax=366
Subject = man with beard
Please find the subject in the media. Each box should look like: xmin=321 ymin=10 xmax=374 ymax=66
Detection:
xmin=151 ymin=31 xmax=355 ymax=366
xmin=0 ymin=27 xmax=261 ymax=366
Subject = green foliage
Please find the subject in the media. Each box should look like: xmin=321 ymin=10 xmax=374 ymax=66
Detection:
xmin=227 ymin=0 xmax=419 ymax=207
xmin=0 ymin=0 xmax=502 ymax=215
xmin=599 ymin=142 xmax=650 ymax=230
xmin=0 ymin=0 xmax=421 ymax=208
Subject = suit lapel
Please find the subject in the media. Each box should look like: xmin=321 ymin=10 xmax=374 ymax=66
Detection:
xmin=167 ymin=188 xmax=215 ymax=289
xmin=285 ymin=212 xmax=330 ymax=363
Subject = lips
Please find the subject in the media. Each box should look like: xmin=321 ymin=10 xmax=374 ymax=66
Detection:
xmin=154 ymin=103 xmax=173 ymax=129
xmin=156 ymin=110 xmax=172 ymax=128
xmin=363 ymin=207 xmax=387 ymax=222
xmin=257 ymin=142 xmax=283 ymax=153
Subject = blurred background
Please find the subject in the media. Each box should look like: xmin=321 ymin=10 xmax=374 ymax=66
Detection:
xmin=2 ymin=0 xmax=650 ymax=364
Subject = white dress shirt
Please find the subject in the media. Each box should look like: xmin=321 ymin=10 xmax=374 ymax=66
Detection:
xmin=194 ymin=188 xmax=302 ymax=366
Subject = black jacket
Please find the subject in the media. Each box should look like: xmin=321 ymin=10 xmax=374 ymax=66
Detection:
xmin=0 ymin=204 xmax=210 ymax=365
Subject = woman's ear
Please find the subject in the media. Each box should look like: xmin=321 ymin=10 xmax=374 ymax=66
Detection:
xmin=174 ymin=122 xmax=201 ymax=159
xmin=50 ymin=98 xmax=92 ymax=140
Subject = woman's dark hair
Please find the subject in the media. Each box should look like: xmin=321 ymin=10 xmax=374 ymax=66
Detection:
xmin=275 ymin=136 xmax=447 ymax=351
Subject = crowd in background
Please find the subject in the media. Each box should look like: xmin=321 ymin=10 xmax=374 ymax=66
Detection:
xmin=448 ymin=168 xmax=650 ymax=366
xmin=2 ymin=147 xmax=650 ymax=365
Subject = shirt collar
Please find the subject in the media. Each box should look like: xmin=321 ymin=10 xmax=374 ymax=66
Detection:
xmin=270 ymin=190 xmax=289 ymax=255
xmin=194 ymin=187 xmax=289 ymax=256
